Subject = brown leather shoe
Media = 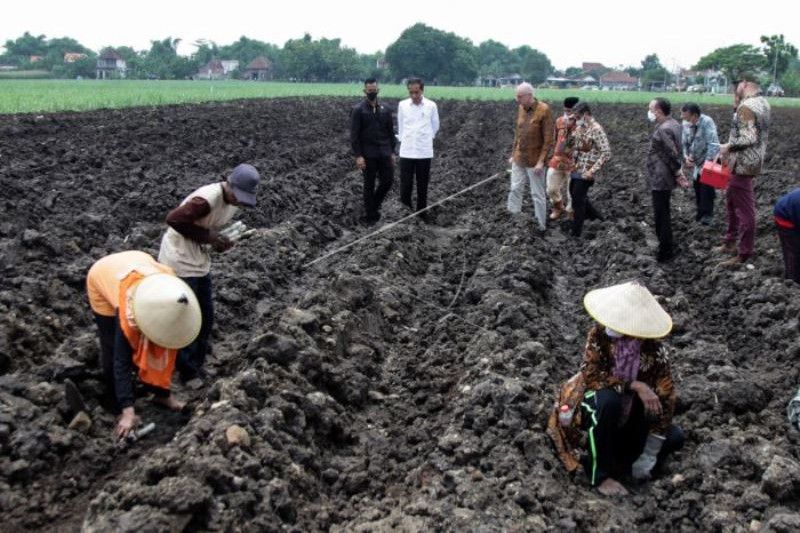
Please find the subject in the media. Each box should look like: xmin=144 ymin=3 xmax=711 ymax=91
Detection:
xmin=566 ymin=209 xmax=574 ymax=221
xmin=549 ymin=200 xmax=564 ymax=220
xmin=712 ymin=242 xmax=737 ymax=255
xmin=717 ymin=255 xmax=747 ymax=267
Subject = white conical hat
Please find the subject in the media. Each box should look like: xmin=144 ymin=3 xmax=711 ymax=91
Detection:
xmin=132 ymin=273 xmax=201 ymax=349
xmin=583 ymin=281 xmax=672 ymax=339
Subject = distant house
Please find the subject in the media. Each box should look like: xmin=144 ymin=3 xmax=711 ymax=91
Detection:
xmin=544 ymin=76 xmax=576 ymax=89
xmin=600 ymin=70 xmax=639 ymax=90
xmin=478 ymin=73 xmax=525 ymax=88
xmin=581 ymin=62 xmax=609 ymax=79
xmin=196 ymin=59 xmax=224 ymax=80
xmin=221 ymin=60 xmax=239 ymax=75
xmin=96 ymin=48 xmax=126 ymax=79
xmin=582 ymin=62 xmax=605 ymax=72
xmin=702 ymin=69 xmax=729 ymax=94
xmin=29 ymin=55 xmax=44 ymax=63
xmin=243 ymin=56 xmax=273 ymax=81
xmin=64 ymin=53 xmax=88 ymax=63
xmin=195 ymin=59 xmax=240 ymax=80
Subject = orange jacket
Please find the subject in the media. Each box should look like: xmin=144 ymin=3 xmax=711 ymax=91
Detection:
xmin=118 ymin=271 xmax=177 ymax=390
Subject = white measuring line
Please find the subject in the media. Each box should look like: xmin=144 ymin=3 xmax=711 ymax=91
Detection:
xmin=303 ymin=171 xmax=506 ymax=268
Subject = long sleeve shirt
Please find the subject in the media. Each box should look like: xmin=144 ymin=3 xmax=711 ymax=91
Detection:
xmin=646 ymin=117 xmax=683 ymax=191
xmin=682 ymin=114 xmax=720 ymax=179
xmin=774 ymin=188 xmax=800 ymax=227
xmin=350 ymin=99 xmax=396 ymax=158
xmin=573 ymin=120 xmax=611 ymax=177
xmin=579 ymin=325 xmax=676 ymax=435
xmin=728 ymin=95 xmax=771 ymax=177
xmin=158 ymin=183 xmax=238 ymax=277
xmin=548 ymin=115 xmax=578 ymax=171
xmin=511 ymin=99 xmax=554 ymax=167
xmin=85 ymin=251 xmax=174 ymax=408
xmin=397 ymin=96 xmax=439 ymax=159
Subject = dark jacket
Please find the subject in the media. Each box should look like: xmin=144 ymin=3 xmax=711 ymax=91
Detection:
xmin=775 ymin=188 xmax=800 ymax=226
xmin=646 ymin=117 xmax=683 ymax=191
xmin=350 ymin=99 xmax=396 ymax=158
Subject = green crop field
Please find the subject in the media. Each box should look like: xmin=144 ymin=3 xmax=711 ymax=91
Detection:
xmin=0 ymin=79 xmax=798 ymax=114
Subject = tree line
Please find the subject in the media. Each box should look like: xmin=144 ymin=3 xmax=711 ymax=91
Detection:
xmin=1 ymin=26 xmax=797 ymax=94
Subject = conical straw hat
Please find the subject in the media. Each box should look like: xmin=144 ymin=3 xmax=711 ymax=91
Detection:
xmin=132 ymin=274 xmax=201 ymax=349
xmin=583 ymin=281 xmax=672 ymax=339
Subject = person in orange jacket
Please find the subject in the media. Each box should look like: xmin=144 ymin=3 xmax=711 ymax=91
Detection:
xmin=86 ymin=250 xmax=201 ymax=439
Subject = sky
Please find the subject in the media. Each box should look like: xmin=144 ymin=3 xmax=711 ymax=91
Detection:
xmin=3 ymin=0 xmax=799 ymax=71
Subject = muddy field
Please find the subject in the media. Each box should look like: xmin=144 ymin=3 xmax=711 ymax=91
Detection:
xmin=1 ymin=96 xmax=799 ymax=531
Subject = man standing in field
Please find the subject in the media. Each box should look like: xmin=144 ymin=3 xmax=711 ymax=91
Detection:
xmin=507 ymin=82 xmax=554 ymax=232
xmin=547 ymin=96 xmax=580 ymax=220
xmin=716 ymin=79 xmax=771 ymax=266
xmin=680 ymin=102 xmax=720 ymax=225
xmin=646 ymin=97 xmax=688 ymax=263
xmin=158 ymin=163 xmax=261 ymax=384
xmin=397 ymin=77 xmax=440 ymax=222
xmin=350 ymin=78 xmax=396 ymax=225
xmin=569 ymin=102 xmax=611 ymax=238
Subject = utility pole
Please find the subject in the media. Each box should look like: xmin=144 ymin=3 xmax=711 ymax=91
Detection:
xmin=773 ymin=40 xmax=781 ymax=84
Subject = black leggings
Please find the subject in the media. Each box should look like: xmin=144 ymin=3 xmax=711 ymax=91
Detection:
xmin=580 ymin=388 xmax=684 ymax=485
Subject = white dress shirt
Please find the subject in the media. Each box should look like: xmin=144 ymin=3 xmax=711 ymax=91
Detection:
xmin=397 ymin=96 xmax=440 ymax=159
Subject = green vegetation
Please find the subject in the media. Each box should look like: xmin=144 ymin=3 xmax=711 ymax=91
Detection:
xmin=0 ymin=69 xmax=52 ymax=79
xmin=1 ymin=80 xmax=799 ymax=115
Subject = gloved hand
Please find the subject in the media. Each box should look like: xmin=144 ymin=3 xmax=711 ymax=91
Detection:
xmin=631 ymin=433 xmax=666 ymax=481
xmin=788 ymin=388 xmax=800 ymax=431
xmin=209 ymin=231 xmax=233 ymax=253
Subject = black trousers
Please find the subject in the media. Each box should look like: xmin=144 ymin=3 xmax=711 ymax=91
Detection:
xmin=400 ymin=158 xmax=432 ymax=212
xmin=94 ymin=313 xmax=168 ymax=413
xmin=777 ymin=225 xmax=800 ymax=283
xmin=569 ymin=176 xmax=602 ymax=237
xmin=177 ymin=274 xmax=213 ymax=381
xmin=363 ymin=156 xmax=394 ymax=220
xmin=580 ymin=388 xmax=684 ymax=486
xmin=694 ymin=179 xmax=716 ymax=220
xmin=652 ymin=190 xmax=674 ymax=260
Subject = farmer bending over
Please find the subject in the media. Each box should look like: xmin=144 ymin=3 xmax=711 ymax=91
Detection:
xmin=87 ymin=250 xmax=201 ymax=439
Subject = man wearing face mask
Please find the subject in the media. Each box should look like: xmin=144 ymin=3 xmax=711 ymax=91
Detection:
xmin=716 ymin=78 xmax=771 ymax=266
xmin=646 ymin=98 xmax=688 ymax=263
xmin=547 ymin=96 xmax=580 ymax=220
xmin=569 ymin=102 xmax=611 ymax=238
xmin=680 ymin=103 xmax=719 ymax=225
xmin=350 ymin=78 xmax=397 ymax=225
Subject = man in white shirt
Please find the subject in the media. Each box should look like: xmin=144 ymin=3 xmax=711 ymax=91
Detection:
xmin=397 ymin=77 xmax=440 ymax=221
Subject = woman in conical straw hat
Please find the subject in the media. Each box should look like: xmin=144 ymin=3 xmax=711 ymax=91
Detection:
xmin=547 ymin=280 xmax=684 ymax=497
xmin=87 ymin=251 xmax=201 ymax=439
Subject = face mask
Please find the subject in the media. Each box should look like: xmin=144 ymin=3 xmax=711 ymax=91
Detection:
xmin=576 ymin=119 xmax=586 ymax=127
xmin=605 ymin=327 xmax=625 ymax=338
xmin=647 ymin=110 xmax=657 ymax=122
xmin=366 ymin=92 xmax=377 ymax=101
xmin=682 ymin=120 xmax=691 ymax=127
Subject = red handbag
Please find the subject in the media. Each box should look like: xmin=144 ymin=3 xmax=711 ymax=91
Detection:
xmin=700 ymin=160 xmax=731 ymax=189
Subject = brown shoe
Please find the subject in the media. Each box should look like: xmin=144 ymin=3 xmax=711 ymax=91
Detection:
xmin=717 ymin=255 xmax=746 ymax=267
xmin=566 ymin=209 xmax=575 ymax=221
xmin=549 ymin=200 xmax=564 ymax=220
xmin=712 ymin=242 xmax=737 ymax=255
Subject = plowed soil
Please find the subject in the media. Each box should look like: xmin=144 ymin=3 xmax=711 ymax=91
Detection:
xmin=1 ymin=97 xmax=799 ymax=531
